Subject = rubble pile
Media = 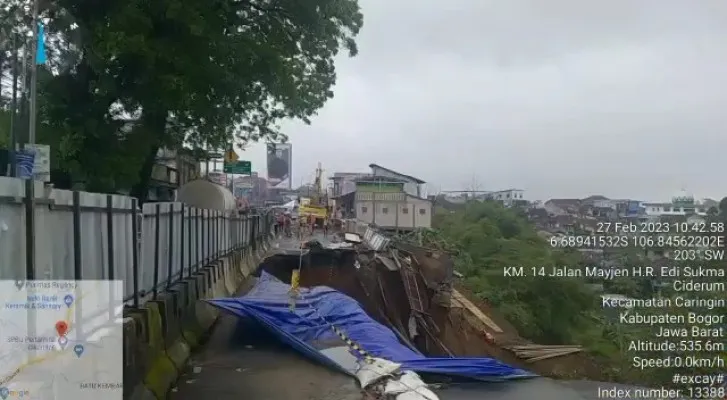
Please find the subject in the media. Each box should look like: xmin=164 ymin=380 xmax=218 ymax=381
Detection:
xmin=346 ymin=224 xmax=589 ymax=379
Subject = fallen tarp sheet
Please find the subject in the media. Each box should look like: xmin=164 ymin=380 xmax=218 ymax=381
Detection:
xmin=209 ymin=272 xmax=535 ymax=380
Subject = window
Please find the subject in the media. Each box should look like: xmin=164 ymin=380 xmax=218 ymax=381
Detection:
xmin=419 ymin=208 xmax=426 ymax=215
xmin=382 ymin=207 xmax=389 ymax=214
xmin=361 ymin=206 xmax=368 ymax=214
xmin=402 ymin=207 xmax=409 ymax=214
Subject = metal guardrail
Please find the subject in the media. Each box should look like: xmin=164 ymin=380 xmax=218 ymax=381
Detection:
xmin=342 ymin=218 xmax=390 ymax=251
xmin=0 ymin=177 xmax=274 ymax=306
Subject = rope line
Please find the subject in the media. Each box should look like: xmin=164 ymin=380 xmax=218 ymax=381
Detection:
xmin=282 ymin=229 xmax=427 ymax=396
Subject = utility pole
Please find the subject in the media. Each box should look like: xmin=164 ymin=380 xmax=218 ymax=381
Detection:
xmin=9 ymin=33 xmax=19 ymax=177
xmin=29 ymin=0 xmax=39 ymax=146
xmin=25 ymin=0 xmax=40 ymax=279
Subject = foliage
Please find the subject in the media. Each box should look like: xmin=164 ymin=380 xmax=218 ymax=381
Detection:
xmin=720 ymin=197 xmax=727 ymax=216
xmin=2 ymin=0 xmax=363 ymax=196
xmin=427 ymin=201 xmax=725 ymax=386
xmin=0 ymin=109 xmax=9 ymax=147
xmin=430 ymin=201 xmax=598 ymax=343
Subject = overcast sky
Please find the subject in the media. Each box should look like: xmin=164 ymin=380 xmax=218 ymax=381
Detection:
xmin=237 ymin=0 xmax=727 ymax=201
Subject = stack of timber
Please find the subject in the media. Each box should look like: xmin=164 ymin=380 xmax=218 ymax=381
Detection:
xmin=506 ymin=344 xmax=583 ymax=363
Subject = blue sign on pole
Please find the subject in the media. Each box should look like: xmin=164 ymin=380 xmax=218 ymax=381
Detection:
xmin=15 ymin=149 xmax=36 ymax=179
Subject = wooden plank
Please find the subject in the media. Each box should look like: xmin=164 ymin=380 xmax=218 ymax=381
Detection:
xmin=450 ymin=289 xmax=503 ymax=333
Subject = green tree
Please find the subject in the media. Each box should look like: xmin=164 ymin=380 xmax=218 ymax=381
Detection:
xmin=0 ymin=109 xmax=9 ymax=147
xmin=719 ymin=196 xmax=727 ymax=216
xmin=430 ymin=201 xmax=726 ymax=386
xmin=24 ymin=0 xmax=362 ymax=196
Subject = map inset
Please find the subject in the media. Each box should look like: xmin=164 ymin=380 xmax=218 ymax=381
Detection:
xmin=0 ymin=280 xmax=124 ymax=399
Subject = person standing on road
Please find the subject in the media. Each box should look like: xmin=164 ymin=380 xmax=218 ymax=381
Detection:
xmin=276 ymin=212 xmax=285 ymax=236
xmin=283 ymin=212 xmax=292 ymax=237
xmin=308 ymin=214 xmax=316 ymax=233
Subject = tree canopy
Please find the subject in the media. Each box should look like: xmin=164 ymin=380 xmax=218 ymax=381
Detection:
xmin=1 ymin=0 xmax=362 ymax=197
xmin=429 ymin=201 xmax=726 ymax=386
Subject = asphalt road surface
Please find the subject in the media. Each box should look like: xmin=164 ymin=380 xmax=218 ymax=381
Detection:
xmin=170 ymin=309 xmax=363 ymax=400
xmin=169 ymin=310 xmax=655 ymax=400
xmin=172 ymin=233 xmax=657 ymax=400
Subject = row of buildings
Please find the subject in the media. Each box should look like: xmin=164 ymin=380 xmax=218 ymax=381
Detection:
xmin=541 ymin=191 xmax=718 ymax=219
xmin=527 ymin=191 xmax=719 ymax=236
xmin=442 ymin=189 xmax=527 ymax=208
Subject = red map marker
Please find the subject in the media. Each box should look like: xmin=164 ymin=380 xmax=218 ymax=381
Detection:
xmin=55 ymin=320 xmax=68 ymax=337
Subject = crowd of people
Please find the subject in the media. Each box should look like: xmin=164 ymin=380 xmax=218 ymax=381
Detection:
xmin=274 ymin=206 xmax=330 ymax=238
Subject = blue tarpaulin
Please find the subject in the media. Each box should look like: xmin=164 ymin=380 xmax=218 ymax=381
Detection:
xmin=209 ymin=272 xmax=535 ymax=380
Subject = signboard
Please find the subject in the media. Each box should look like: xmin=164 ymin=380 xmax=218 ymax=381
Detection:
xmin=224 ymin=149 xmax=239 ymax=162
xmin=233 ymin=185 xmax=252 ymax=198
xmin=15 ymin=144 xmax=50 ymax=182
xmin=299 ymin=205 xmax=327 ymax=219
xmin=30 ymin=144 xmax=51 ymax=182
xmin=266 ymin=143 xmax=292 ymax=189
xmin=206 ymin=171 xmax=227 ymax=185
xmin=223 ymin=160 xmax=251 ymax=174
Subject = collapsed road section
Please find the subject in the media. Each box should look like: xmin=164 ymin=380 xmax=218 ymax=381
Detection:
xmin=206 ymin=230 xmax=532 ymax=400
xmin=188 ymin=227 xmax=654 ymax=400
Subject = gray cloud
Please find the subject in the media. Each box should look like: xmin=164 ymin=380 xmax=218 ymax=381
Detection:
xmin=241 ymin=0 xmax=727 ymax=201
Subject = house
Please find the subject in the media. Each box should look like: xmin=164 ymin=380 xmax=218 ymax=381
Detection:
xmin=369 ymin=163 xmax=426 ymax=197
xmin=331 ymin=172 xmax=369 ymax=197
xmin=642 ymin=190 xmax=709 ymax=217
xmin=332 ymin=164 xmax=432 ymax=230
xmin=354 ymin=176 xmax=432 ymax=230
xmin=149 ymin=147 xmax=201 ymax=201
xmin=484 ymin=189 xmax=526 ymax=207
xmin=544 ymin=199 xmax=582 ymax=216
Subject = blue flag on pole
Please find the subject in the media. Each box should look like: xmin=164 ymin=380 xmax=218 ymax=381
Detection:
xmin=36 ymin=22 xmax=46 ymax=65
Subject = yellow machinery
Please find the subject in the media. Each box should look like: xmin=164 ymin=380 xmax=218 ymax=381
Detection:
xmin=299 ymin=162 xmax=328 ymax=224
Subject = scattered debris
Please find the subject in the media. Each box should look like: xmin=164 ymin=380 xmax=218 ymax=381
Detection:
xmin=355 ymin=358 xmax=440 ymax=400
xmin=506 ymin=344 xmax=583 ymax=363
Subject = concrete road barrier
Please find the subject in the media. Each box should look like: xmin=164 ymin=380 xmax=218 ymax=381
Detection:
xmin=123 ymin=315 xmax=156 ymax=400
xmin=137 ymin=300 xmax=177 ymax=399
xmin=121 ymin=218 xmax=278 ymax=399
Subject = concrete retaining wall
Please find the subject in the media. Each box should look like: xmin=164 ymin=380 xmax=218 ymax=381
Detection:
xmin=122 ymin=230 xmax=274 ymax=399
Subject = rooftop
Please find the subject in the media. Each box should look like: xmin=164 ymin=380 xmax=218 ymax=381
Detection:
xmin=332 ymin=172 xmax=369 ymax=179
xmin=354 ymin=175 xmax=408 ymax=183
xmin=369 ymin=163 xmax=426 ymax=184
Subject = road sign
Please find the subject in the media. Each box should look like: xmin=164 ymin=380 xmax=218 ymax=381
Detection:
xmin=223 ymin=160 xmax=251 ymax=174
xmin=224 ymin=149 xmax=239 ymax=162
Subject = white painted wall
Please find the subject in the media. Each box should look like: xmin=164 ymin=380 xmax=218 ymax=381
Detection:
xmin=354 ymin=195 xmax=431 ymax=229
xmin=0 ymin=177 xmax=263 ymax=303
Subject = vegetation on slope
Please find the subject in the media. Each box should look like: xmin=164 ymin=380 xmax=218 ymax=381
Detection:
xmin=418 ymin=201 xmax=726 ymax=386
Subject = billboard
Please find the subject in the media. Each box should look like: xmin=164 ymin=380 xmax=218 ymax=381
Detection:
xmin=266 ymin=143 xmax=292 ymax=189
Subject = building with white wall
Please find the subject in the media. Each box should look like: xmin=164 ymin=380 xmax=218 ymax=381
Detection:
xmin=353 ymin=176 xmax=432 ymax=230
xmin=369 ymin=163 xmax=425 ymax=197
xmin=485 ymin=189 xmax=526 ymax=207
xmin=642 ymin=190 xmax=709 ymax=216
xmin=331 ymin=164 xmax=432 ymax=230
